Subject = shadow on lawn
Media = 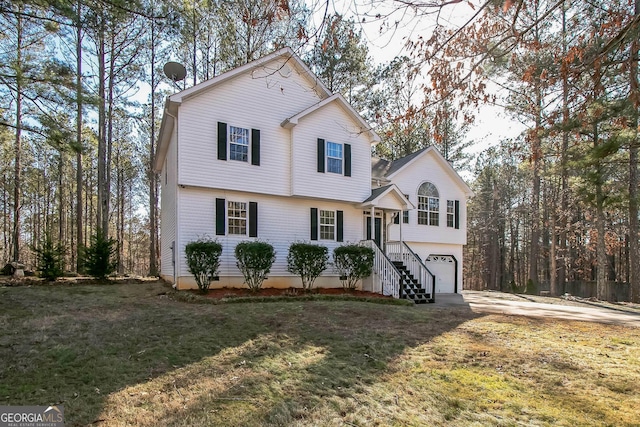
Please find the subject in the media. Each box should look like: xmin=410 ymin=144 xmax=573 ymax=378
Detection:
xmin=0 ymin=283 xmax=479 ymax=426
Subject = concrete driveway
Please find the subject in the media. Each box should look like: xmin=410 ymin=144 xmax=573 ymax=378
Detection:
xmin=426 ymin=291 xmax=640 ymax=328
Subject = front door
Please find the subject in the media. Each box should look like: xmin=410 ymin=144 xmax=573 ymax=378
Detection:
xmin=366 ymin=217 xmax=382 ymax=247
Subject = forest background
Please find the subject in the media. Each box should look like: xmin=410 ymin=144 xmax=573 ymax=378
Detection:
xmin=1 ymin=0 xmax=639 ymax=302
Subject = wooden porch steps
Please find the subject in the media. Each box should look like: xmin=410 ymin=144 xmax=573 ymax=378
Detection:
xmin=392 ymin=261 xmax=434 ymax=304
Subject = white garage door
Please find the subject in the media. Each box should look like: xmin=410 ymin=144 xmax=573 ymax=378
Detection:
xmin=425 ymin=255 xmax=456 ymax=293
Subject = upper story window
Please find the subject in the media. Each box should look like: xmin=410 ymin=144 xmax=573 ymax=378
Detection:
xmin=317 ymin=138 xmax=351 ymax=176
xmin=447 ymin=200 xmax=455 ymax=227
xmin=217 ymin=122 xmax=260 ymax=166
xmin=229 ymin=126 xmax=249 ymax=162
xmin=418 ymin=182 xmax=439 ymax=226
xmin=319 ymin=210 xmax=335 ymax=240
xmin=228 ymin=201 xmax=247 ymax=235
xmin=326 ymin=142 xmax=343 ymax=174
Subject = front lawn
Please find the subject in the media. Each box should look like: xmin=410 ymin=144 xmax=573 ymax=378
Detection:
xmin=0 ymin=282 xmax=638 ymax=426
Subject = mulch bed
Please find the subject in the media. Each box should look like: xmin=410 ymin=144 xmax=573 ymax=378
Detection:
xmin=195 ymin=287 xmax=393 ymax=300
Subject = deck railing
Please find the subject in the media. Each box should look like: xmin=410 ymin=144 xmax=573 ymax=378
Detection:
xmin=361 ymin=240 xmax=401 ymax=299
xmin=386 ymin=241 xmax=436 ymax=301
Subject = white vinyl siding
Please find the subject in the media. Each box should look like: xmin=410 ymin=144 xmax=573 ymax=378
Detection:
xmin=160 ymin=124 xmax=178 ymax=280
xmin=291 ymin=101 xmax=372 ymax=202
xmin=386 ymin=150 xmax=469 ymax=246
xmin=176 ymin=188 xmax=362 ymax=279
xmin=177 ymin=56 xmax=323 ymax=196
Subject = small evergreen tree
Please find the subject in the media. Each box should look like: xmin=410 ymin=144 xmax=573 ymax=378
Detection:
xmin=333 ymin=244 xmax=375 ymax=290
xmin=84 ymin=229 xmax=117 ymax=280
xmin=286 ymin=242 xmax=328 ymax=290
xmin=33 ymin=234 xmax=65 ymax=281
xmin=185 ymin=238 xmax=222 ymax=293
xmin=235 ymin=241 xmax=276 ymax=292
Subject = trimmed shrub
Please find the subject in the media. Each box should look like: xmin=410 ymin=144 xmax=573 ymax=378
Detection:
xmin=33 ymin=234 xmax=65 ymax=281
xmin=84 ymin=229 xmax=117 ymax=280
xmin=333 ymin=244 xmax=375 ymax=290
xmin=185 ymin=238 xmax=222 ymax=293
xmin=235 ymin=241 xmax=276 ymax=292
xmin=286 ymin=242 xmax=328 ymax=290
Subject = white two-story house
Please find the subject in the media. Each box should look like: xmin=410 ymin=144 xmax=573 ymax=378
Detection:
xmin=154 ymin=47 xmax=473 ymax=301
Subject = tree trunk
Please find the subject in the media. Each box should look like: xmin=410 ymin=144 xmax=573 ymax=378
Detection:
xmin=558 ymin=0 xmax=570 ymax=296
xmin=97 ymin=18 xmax=107 ymax=235
xmin=12 ymin=7 xmax=23 ymax=263
xmin=629 ymin=0 xmax=640 ymax=303
xmin=149 ymin=6 xmax=159 ymax=276
xmin=528 ymin=83 xmax=542 ymax=293
xmin=57 ymin=153 xmax=66 ymax=271
xmin=105 ymin=28 xmax=116 ymax=237
xmin=76 ymin=0 xmax=84 ymax=272
xmin=594 ymin=65 xmax=607 ymax=301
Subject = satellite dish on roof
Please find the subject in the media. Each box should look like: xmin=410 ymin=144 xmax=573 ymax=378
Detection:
xmin=163 ymin=62 xmax=187 ymax=82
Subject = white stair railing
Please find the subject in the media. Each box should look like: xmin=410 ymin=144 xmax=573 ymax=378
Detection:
xmin=361 ymin=240 xmax=401 ymax=299
xmin=386 ymin=241 xmax=436 ymax=301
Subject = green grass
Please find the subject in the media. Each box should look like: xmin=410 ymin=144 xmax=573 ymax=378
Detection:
xmin=0 ymin=283 xmax=639 ymax=426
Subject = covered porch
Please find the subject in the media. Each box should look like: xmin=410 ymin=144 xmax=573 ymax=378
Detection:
xmin=359 ymin=185 xmax=436 ymax=304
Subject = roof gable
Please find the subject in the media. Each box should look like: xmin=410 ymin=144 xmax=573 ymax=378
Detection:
xmin=372 ymin=147 xmax=473 ymax=197
xmin=281 ymin=93 xmax=380 ymax=143
xmin=169 ymin=47 xmax=332 ymax=104
xmin=154 ymin=47 xmax=333 ymax=172
xmin=360 ymin=184 xmax=415 ymax=210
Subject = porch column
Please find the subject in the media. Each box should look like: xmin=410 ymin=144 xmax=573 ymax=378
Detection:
xmin=399 ymin=210 xmax=403 ymax=260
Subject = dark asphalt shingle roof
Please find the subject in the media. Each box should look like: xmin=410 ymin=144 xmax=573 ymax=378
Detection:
xmin=362 ymin=184 xmax=394 ymax=203
xmin=371 ymin=147 xmax=430 ymax=180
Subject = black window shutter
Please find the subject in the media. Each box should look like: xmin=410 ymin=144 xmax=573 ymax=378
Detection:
xmin=249 ymin=202 xmax=258 ymax=237
xmin=310 ymin=208 xmax=318 ymax=240
xmin=216 ymin=198 xmax=226 ymax=235
xmin=336 ymin=210 xmax=344 ymax=242
xmin=344 ymin=144 xmax=351 ymax=177
xmin=455 ymin=200 xmax=460 ymax=229
xmin=251 ymin=129 xmax=260 ymax=166
xmin=317 ymin=139 xmax=325 ymax=173
xmin=217 ymin=122 xmax=227 ymax=161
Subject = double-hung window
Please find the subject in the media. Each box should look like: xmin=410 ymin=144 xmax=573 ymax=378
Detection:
xmin=317 ymin=139 xmax=351 ymax=176
xmin=229 ymin=126 xmax=249 ymax=162
xmin=228 ymin=201 xmax=247 ymax=235
xmin=217 ymin=122 xmax=260 ymax=165
xmin=319 ymin=210 xmax=335 ymax=240
xmin=418 ymin=182 xmax=439 ymax=226
xmin=447 ymin=200 xmax=455 ymax=228
xmin=326 ymin=142 xmax=343 ymax=174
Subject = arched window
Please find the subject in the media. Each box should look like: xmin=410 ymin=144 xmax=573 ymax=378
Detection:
xmin=418 ymin=182 xmax=439 ymax=226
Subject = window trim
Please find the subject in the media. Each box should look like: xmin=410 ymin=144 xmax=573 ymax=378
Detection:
xmin=326 ymin=141 xmax=343 ymax=174
xmin=227 ymin=200 xmax=248 ymax=235
xmin=319 ymin=209 xmax=336 ymax=240
xmin=229 ymin=125 xmax=250 ymax=162
xmin=447 ymin=200 xmax=455 ymax=228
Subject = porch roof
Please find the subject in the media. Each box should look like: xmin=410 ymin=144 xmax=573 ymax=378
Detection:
xmin=360 ymin=184 xmax=415 ymax=211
